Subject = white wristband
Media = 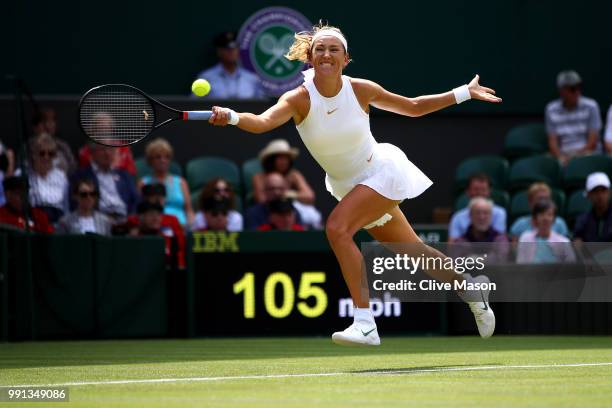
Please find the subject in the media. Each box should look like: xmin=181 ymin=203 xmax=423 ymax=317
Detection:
xmin=226 ymin=109 xmax=240 ymax=126
xmin=453 ymin=85 xmax=471 ymax=104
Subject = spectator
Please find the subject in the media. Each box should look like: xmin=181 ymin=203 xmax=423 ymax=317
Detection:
xmin=448 ymin=173 xmax=507 ymax=242
xmin=455 ymin=198 xmax=509 ymax=243
xmin=71 ymin=143 xmax=139 ymax=221
xmin=28 ymin=133 xmax=69 ymax=223
xmin=124 ymin=184 xmax=186 ymax=268
xmin=245 ymin=172 xmax=303 ymax=230
xmin=199 ymin=196 xmax=230 ymax=231
xmin=253 ymin=139 xmax=322 ymax=229
xmin=509 ymin=182 xmax=569 ymax=241
xmin=78 ymin=112 xmax=136 ymax=176
xmin=31 ymin=107 xmax=77 ymax=173
xmin=546 ymin=70 xmax=601 ymax=165
xmin=574 ymin=172 xmax=612 ymax=242
xmin=56 ymin=178 xmax=113 ymax=235
xmin=138 ymin=138 xmax=194 ymax=226
xmin=517 ymin=199 xmax=575 ymax=263
xmin=451 ymin=197 xmax=509 ymax=261
xmin=604 ymin=105 xmax=612 ymax=154
xmin=193 ymin=31 xmax=265 ymax=100
xmin=130 ymin=201 xmax=185 ymax=270
xmin=257 ymin=198 xmax=305 ymax=231
xmin=0 ymin=140 xmax=15 ymax=206
xmin=0 ymin=176 xmax=53 ymax=233
xmin=192 ymin=177 xmax=243 ymax=231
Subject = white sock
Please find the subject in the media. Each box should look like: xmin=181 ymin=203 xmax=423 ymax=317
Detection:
xmin=353 ymin=307 xmax=375 ymax=325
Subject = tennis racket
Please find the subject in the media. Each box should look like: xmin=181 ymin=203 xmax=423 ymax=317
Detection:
xmin=78 ymin=84 xmax=237 ymax=147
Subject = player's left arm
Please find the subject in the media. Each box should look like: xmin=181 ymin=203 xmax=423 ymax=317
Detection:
xmin=362 ymin=75 xmax=501 ymax=117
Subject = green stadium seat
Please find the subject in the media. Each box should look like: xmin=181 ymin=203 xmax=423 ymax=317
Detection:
xmin=510 ymin=188 xmax=566 ymax=221
xmin=565 ymin=190 xmax=591 ymax=227
xmin=186 ymin=156 xmax=241 ymax=194
xmin=241 ymin=158 xmax=263 ymax=204
xmin=508 ymin=154 xmax=561 ymax=191
xmin=454 ymin=155 xmax=509 ymax=193
xmin=503 ymin=123 xmax=548 ymax=160
xmin=563 ymin=155 xmax=612 ymax=191
xmin=454 ymin=189 xmax=510 ymax=212
xmin=134 ymin=157 xmax=183 ymax=178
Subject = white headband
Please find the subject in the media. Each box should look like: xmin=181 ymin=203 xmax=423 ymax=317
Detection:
xmin=311 ymin=29 xmax=348 ymax=51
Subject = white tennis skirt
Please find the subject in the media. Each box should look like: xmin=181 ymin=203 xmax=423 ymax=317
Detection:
xmin=325 ymin=143 xmax=433 ymax=228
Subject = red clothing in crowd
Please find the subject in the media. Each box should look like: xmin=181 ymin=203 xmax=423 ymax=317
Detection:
xmin=127 ymin=214 xmax=186 ymax=269
xmin=257 ymin=224 xmax=305 ymax=231
xmin=0 ymin=206 xmax=54 ymax=233
xmin=79 ymin=145 xmax=137 ymax=176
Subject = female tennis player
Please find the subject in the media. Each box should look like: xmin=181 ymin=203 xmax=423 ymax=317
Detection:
xmin=208 ymin=23 xmax=502 ymax=346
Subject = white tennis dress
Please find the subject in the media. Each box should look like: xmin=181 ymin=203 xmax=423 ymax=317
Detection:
xmin=296 ymin=74 xmax=433 ymax=228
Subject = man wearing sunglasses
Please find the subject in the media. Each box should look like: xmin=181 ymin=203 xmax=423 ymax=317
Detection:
xmin=546 ymin=70 xmax=602 ymax=166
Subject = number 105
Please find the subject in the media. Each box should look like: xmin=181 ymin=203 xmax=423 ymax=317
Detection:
xmin=233 ymin=272 xmax=328 ymax=319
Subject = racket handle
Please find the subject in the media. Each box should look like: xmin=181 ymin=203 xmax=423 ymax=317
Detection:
xmin=182 ymin=111 xmax=212 ymax=120
xmin=182 ymin=110 xmax=239 ymax=124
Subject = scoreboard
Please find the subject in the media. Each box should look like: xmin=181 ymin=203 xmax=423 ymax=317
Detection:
xmin=191 ymin=230 xmax=447 ymax=336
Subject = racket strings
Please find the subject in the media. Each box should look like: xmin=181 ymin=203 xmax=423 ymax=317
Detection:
xmin=79 ymin=85 xmax=155 ymax=146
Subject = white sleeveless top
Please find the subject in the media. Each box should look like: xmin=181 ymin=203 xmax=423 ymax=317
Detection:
xmin=296 ymin=75 xmax=377 ymax=180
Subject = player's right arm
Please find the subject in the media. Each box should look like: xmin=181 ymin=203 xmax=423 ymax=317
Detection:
xmin=209 ymin=90 xmax=301 ymax=134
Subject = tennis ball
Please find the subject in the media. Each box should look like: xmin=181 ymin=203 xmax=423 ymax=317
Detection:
xmin=192 ymin=79 xmax=211 ymax=97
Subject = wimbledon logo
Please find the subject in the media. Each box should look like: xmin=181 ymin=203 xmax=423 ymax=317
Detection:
xmin=238 ymin=7 xmax=312 ymax=96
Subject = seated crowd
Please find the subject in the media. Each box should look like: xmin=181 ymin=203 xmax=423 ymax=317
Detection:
xmin=0 ymin=109 xmax=326 ymax=267
xmin=3 ymin=65 xmax=612 ymax=269
xmin=447 ymin=170 xmax=611 ymax=263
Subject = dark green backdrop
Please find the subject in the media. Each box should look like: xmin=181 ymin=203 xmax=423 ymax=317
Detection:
xmin=3 ymin=0 xmax=610 ymax=113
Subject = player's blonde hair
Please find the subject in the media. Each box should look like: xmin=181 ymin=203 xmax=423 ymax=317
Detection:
xmin=284 ymin=21 xmax=348 ymax=63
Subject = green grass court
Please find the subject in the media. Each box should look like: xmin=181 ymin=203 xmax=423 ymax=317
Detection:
xmin=1 ymin=336 xmax=612 ymax=407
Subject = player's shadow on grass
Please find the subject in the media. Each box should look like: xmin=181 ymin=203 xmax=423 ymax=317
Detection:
xmin=352 ymin=364 xmax=499 ymax=375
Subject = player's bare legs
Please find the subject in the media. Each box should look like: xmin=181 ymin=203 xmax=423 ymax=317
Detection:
xmin=366 ymin=206 xmax=464 ymax=283
xmin=326 ymin=184 xmax=399 ymax=308
xmin=367 ymin=207 xmax=495 ymax=338
xmin=326 ymin=184 xmax=399 ymax=346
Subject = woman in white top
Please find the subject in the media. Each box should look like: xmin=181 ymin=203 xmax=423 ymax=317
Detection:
xmin=208 ymin=23 xmax=501 ymax=345
xmin=516 ymin=199 xmax=575 ymax=264
xmin=28 ymin=133 xmax=68 ymax=223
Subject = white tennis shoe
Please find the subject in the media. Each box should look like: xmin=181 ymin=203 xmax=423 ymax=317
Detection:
xmin=332 ymin=322 xmax=381 ymax=346
xmin=460 ymin=274 xmax=496 ymax=338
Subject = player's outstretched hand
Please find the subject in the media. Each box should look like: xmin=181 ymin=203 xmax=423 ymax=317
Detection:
xmin=209 ymin=106 xmax=231 ymax=126
xmin=468 ymin=75 xmax=502 ymax=103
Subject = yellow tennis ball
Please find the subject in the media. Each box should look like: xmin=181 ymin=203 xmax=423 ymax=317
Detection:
xmin=192 ymin=79 xmax=211 ymax=97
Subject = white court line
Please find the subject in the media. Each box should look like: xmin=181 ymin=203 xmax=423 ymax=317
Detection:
xmin=5 ymin=362 xmax=612 ymax=388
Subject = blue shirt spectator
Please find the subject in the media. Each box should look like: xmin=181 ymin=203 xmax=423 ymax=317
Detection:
xmin=0 ymin=141 xmax=15 ymax=206
xmin=71 ymin=144 xmax=139 ymax=219
xmin=509 ymin=182 xmax=569 ymax=240
xmin=194 ymin=31 xmax=265 ymax=100
xmin=245 ymin=172 xmax=302 ymax=230
xmin=449 ymin=173 xmax=507 ymax=241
